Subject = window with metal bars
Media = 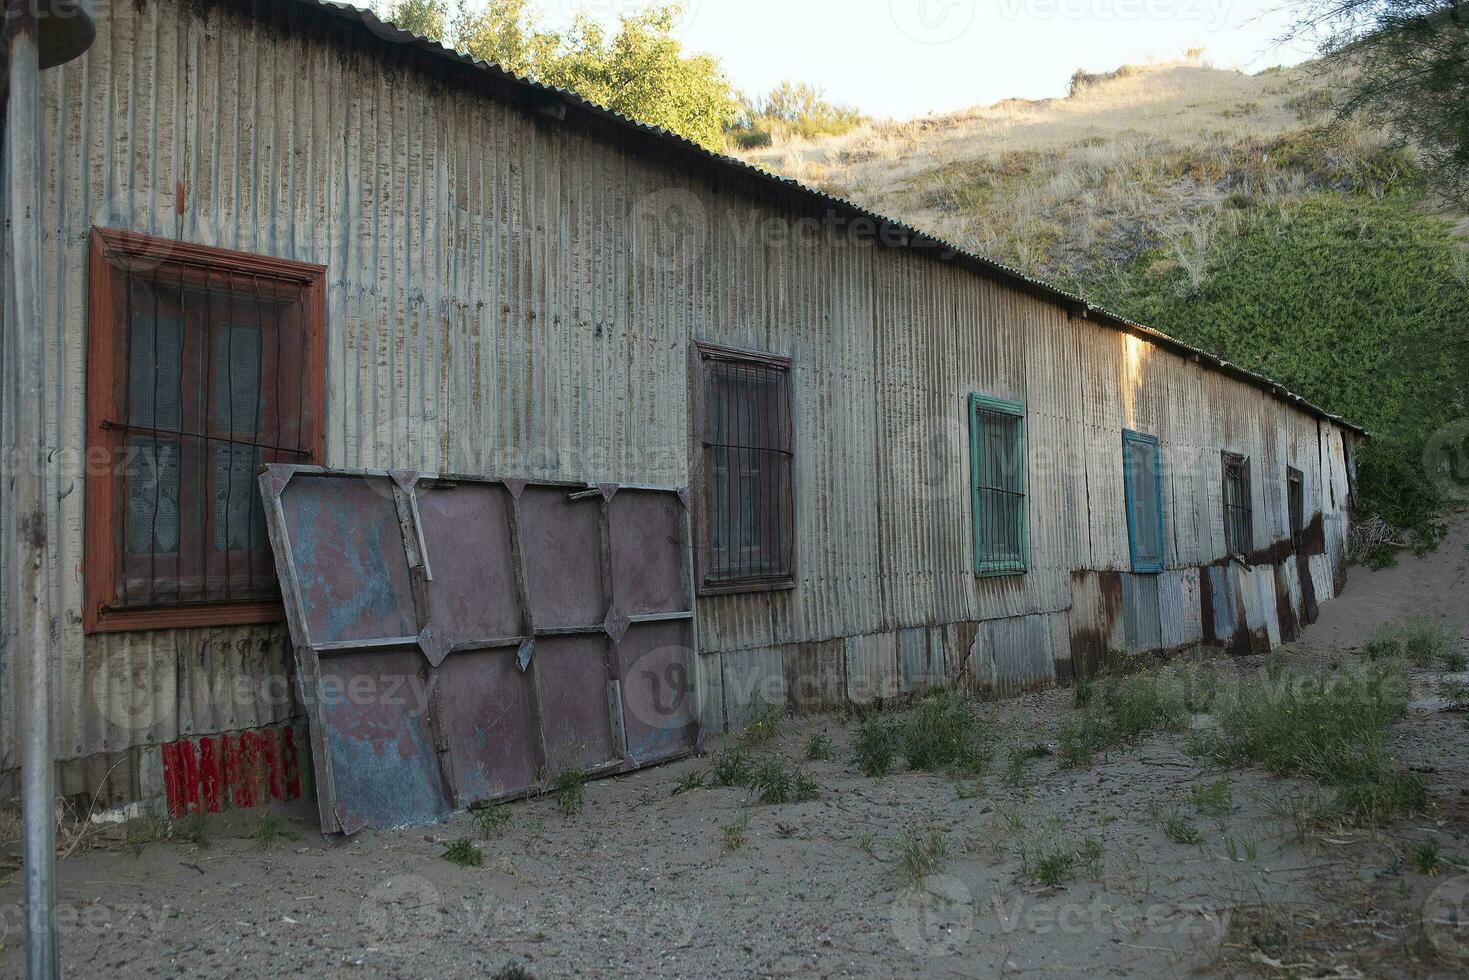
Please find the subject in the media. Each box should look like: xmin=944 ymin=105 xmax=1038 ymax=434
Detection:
xmin=1123 ymin=429 xmax=1165 ymax=573
xmin=1288 ymin=466 xmax=1305 ymax=552
xmin=969 ymin=394 xmax=1027 ymax=576
xmin=85 ymin=229 xmax=326 ymax=632
xmin=1221 ymin=452 xmax=1253 ymax=558
xmin=692 ymin=341 xmax=794 ymax=594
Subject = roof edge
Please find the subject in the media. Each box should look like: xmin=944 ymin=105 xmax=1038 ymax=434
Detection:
xmin=271 ymin=0 xmax=1368 ymax=437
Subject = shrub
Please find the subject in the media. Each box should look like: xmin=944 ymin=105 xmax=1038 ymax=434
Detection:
xmin=442 ymin=836 xmax=484 ymax=867
xmin=551 ymin=767 xmax=586 ymax=816
xmin=901 ymin=692 xmax=994 ymax=776
xmin=852 ymin=716 xmax=901 ymax=778
xmin=1365 ymin=616 xmax=1463 ymax=668
xmin=1208 ymin=658 xmax=1423 ymax=823
xmin=896 ymin=829 xmax=949 ymax=886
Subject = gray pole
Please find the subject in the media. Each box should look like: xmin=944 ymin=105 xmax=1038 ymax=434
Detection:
xmin=4 ymin=0 xmax=58 ymax=974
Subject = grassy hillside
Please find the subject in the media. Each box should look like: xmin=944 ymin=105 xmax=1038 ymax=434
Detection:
xmin=739 ymin=59 xmax=1469 ymax=556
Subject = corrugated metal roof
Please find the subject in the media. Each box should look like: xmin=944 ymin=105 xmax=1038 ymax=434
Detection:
xmin=283 ymin=0 xmax=1365 ymax=436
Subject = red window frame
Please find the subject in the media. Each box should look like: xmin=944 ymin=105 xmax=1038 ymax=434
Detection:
xmin=85 ymin=228 xmax=326 ymax=633
xmin=690 ymin=340 xmax=796 ymax=595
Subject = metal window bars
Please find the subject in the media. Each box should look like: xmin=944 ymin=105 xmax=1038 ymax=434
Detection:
xmin=703 ymin=357 xmax=793 ymax=585
xmin=1222 ymin=452 xmax=1253 ymax=558
xmin=110 ymin=260 xmax=312 ymax=610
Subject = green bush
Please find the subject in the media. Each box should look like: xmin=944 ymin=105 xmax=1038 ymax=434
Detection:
xmin=1092 ymin=190 xmax=1469 ymax=553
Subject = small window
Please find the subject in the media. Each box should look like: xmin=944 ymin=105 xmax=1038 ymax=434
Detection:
xmin=1221 ymin=452 xmax=1254 ymax=557
xmin=1122 ymin=430 xmax=1165 ymax=573
xmin=86 ymin=229 xmax=326 ymax=631
xmin=969 ymin=394 xmax=1027 ymax=576
xmin=1287 ymin=466 xmax=1305 ymax=551
xmin=693 ymin=341 xmax=794 ymax=594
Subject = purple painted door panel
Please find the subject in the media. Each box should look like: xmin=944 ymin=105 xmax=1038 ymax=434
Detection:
xmin=278 ymin=475 xmax=417 ymax=644
xmin=261 ymin=468 xmax=697 ymax=834
xmin=616 ymin=621 xmax=698 ymax=764
xmin=610 ymin=491 xmax=690 ymax=616
xmin=437 ymin=647 xmax=539 ymax=805
xmin=317 ymin=648 xmax=453 ymax=833
xmin=535 ymin=634 xmax=619 ymax=771
xmin=518 ymin=486 xmax=606 ymax=629
xmin=416 ymin=481 xmax=524 ymax=644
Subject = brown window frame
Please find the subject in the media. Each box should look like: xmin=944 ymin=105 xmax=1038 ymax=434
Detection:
xmin=85 ymin=228 xmax=327 ymax=633
xmin=1221 ymin=451 xmax=1254 ymax=558
xmin=691 ymin=340 xmax=795 ymax=596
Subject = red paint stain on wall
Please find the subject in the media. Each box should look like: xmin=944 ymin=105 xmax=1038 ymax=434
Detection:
xmin=162 ymin=724 xmax=303 ymax=818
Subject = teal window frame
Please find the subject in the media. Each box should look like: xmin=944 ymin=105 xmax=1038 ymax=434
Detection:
xmin=968 ymin=394 xmax=1028 ymax=577
xmin=1122 ymin=429 xmax=1166 ymax=574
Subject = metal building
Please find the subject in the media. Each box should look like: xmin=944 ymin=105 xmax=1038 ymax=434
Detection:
xmin=0 ymin=0 xmax=1362 ymax=818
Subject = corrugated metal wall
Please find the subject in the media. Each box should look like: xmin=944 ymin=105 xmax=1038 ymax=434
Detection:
xmin=0 ymin=0 xmax=1358 ymax=798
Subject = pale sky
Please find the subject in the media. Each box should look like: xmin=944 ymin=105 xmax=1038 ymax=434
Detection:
xmin=531 ymin=0 xmax=1315 ymax=119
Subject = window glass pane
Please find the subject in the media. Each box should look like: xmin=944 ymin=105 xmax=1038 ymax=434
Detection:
xmin=1125 ymin=436 xmax=1162 ymax=568
xmin=213 ymin=322 xmax=263 ymax=436
xmin=127 ymin=314 xmax=183 ymax=431
xmin=125 ymin=435 xmax=180 ymax=555
xmin=212 ymin=442 xmax=265 ymax=552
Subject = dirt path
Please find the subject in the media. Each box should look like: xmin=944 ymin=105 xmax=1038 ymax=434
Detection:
xmin=2 ymin=521 xmax=1466 ymax=978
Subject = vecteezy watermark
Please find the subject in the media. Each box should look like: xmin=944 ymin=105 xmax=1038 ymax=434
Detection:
xmin=0 ymin=900 xmax=170 ymax=946
xmin=629 ymin=188 xmax=710 ymax=274
xmin=617 ymin=642 xmax=699 ymax=736
xmin=994 ymin=0 xmax=1233 ymax=31
xmin=358 ymin=875 xmax=446 ymax=952
xmin=1423 ymin=417 xmax=1469 ymax=506
xmin=891 ymin=875 xmax=976 ymax=957
xmin=1424 ymin=875 xmax=1469 ymax=961
xmin=991 ymin=893 xmax=1229 ymax=949
xmin=890 ymin=0 xmax=978 ymax=44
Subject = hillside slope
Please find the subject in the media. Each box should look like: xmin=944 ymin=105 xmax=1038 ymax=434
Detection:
xmin=739 ymin=60 xmax=1469 ymax=552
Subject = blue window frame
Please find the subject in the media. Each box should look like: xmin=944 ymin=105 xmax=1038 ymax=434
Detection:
xmin=1122 ymin=429 xmax=1165 ymax=573
xmin=969 ymin=394 xmax=1027 ymax=576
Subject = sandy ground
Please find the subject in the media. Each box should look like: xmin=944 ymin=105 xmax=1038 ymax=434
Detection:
xmin=2 ymin=523 xmax=1467 ymax=978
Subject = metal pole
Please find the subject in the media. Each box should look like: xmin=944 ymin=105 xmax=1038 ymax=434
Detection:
xmin=4 ymin=0 xmax=58 ymax=973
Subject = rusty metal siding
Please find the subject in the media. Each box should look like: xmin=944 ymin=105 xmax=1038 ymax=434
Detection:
xmin=1 ymin=0 xmax=1366 ymax=779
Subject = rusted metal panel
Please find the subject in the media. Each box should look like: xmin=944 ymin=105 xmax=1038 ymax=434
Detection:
xmin=1159 ymin=568 xmax=1203 ymax=650
xmin=784 ymin=639 xmax=846 ymax=714
xmin=1121 ymin=574 xmax=1163 ymax=653
xmin=845 ymin=633 xmax=900 ymax=705
xmin=963 ymin=614 xmax=1059 ymax=695
xmin=898 ymin=627 xmax=943 ymax=694
xmin=721 ymin=647 xmax=787 ymax=731
xmin=259 ymin=466 xmax=697 ymax=832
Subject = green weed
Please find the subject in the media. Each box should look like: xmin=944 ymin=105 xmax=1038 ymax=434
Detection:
xmin=852 ymin=716 xmax=901 ymax=778
xmin=805 ymin=732 xmax=834 ymax=761
xmin=442 ymin=836 xmax=484 ymax=867
xmin=255 ymin=812 xmax=295 ymax=849
xmin=897 ymin=829 xmax=949 ymax=886
xmin=1190 ymin=776 xmax=1235 ymax=819
xmin=672 ymin=769 xmax=706 ymax=796
xmin=1412 ymin=841 xmax=1444 ymax=875
xmin=476 ymin=806 xmax=511 ymax=838
xmin=740 ymin=700 xmax=786 ymax=747
xmin=552 ymin=767 xmax=586 ymax=817
xmin=722 ymin=812 xmax=751 ymax=853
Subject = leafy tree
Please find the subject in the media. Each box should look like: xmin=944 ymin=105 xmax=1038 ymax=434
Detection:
xmin=380 ymin=1 xmax=736 ymax=150
xmin=382 ymin=0 xmax=449 ymax=40
xmin=728 ymin=81 xmax=868 ymax=148
xmin=1286 ymin=0 xmax=1469 ymax=200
